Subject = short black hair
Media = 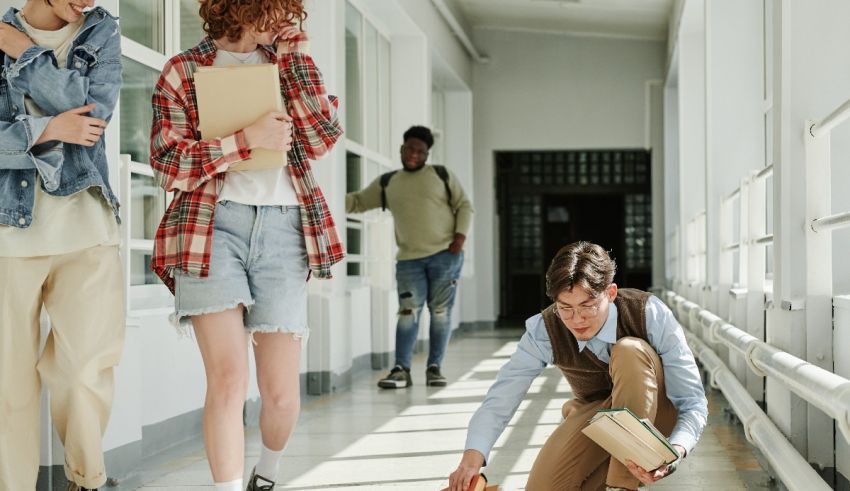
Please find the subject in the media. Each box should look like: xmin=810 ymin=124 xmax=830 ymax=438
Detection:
xmin=403 ymin=125 xmax=434 ymax=149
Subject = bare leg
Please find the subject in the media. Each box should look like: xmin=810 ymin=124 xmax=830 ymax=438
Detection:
xmin=193 ymin=307 xmax=249 ymax=482
xmin=253 ymin=332 xmax=302 ymax=452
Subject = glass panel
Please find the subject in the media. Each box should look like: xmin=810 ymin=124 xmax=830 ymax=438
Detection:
xmin=732 ymin=250 xmax=740 ymax=285
xmin=765 ymin=108 xmax=774 ymax=166
xmin=346 ymin=152 xmax=362 ymax=193
xmin=379 ymin=36 xmax=391 ymax=156
xmin=345 ymin=3 xmax=363 ymax=143
xmin=347 ymin=226 xmax=362 ymax=255
xmin=131 ymin=174 xmax=165 ymax=241
xmin=121 ymin=1 xmax=166 ymax=53
xmin=731 ymin=198 xmax=741 ymax=244
xmin=364 ymin=23 xmax=379 ymax=151
xmin=180 ymin=0 xmax=207 ymax=51
xmin=765 ymin=243 xmax=774 ymax=279
xmin=130 ymin=250 xmax=158 ymax=286
xmin=120 ymin=58 xmax=160 ymax=164
xmin=347 ymin=262 xmax=361 ymax=276
xmin=765 ymin=175 xmax=773 ymax=234
xmin=366 ymin=159 xmax=381 ymax=183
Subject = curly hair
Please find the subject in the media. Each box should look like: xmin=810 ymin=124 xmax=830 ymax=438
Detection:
xmin=198 ymin=0 xmax=307 ymax=42
xmin=545 ymin=241 xmax=617 ymax=299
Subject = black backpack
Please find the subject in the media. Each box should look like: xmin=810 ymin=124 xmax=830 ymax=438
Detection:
xmin=380 ymin=165 xmax=452 ymax=211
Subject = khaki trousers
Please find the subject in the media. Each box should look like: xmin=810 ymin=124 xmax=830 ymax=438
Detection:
xmin=0 ymin=246 xmax=125 ymax=490
xmin=526 ymin=337 xmax=678 ymax=491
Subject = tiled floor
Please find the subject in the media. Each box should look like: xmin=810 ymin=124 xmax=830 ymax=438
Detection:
xmin=136 ymin=327 xmax=774 ymax=490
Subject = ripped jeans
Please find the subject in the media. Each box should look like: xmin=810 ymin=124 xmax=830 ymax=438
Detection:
xmin=394 ymin=250 xmax=464 ymax=369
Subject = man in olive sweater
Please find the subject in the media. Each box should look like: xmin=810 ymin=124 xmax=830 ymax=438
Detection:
xmin=346 ymin=125 xmax=473 ymax=388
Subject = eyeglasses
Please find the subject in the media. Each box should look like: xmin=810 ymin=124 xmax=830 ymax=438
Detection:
xmin=401 ymin=144 xmax=429 ymax=157
xmin=554 ymin=298 xmax=603 ymax=320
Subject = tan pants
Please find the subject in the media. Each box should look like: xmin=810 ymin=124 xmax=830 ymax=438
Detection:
xmin=0 ymin=246 xmax=125 ymax=490
xmin=526 ymin=337 xmax=678 ymax=491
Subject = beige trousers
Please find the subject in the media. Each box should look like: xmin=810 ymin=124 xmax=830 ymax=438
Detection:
xmin=526 ymin=337 xmax=678 ymax=491
xmin=0 ymin=245 xmax=125 ymax=490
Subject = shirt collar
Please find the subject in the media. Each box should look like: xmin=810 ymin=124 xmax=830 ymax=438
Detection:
xmin=194 ymin=36 xmax=277 ymax=66
xmin=576 ymin=301 xmax=618 ymax=351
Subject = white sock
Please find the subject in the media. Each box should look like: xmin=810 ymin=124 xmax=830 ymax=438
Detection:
xmin=255 ymin=442 xmax=285 ymax=480
xmin=214 ymin=479 xmax=242 ymax=491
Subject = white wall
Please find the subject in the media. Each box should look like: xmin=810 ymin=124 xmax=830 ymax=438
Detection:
xmin=471 ymin=29 xmax=666 ymax=321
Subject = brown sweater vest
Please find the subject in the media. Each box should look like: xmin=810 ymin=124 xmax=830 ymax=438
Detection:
xmin=542 ymin=288 xmax=652 ymax=403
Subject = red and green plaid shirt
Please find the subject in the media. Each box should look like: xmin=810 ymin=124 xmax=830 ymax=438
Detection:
xmin=149 ymin=35 xmax=344 ymax=293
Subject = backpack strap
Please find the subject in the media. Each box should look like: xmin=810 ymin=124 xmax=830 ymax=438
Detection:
xmin=433 ymin=165 xmax=453 ymax=205
xmin=379 ymin=170 xmax=398 ymax=211
xmin=380 ymin=166 xmax=452 ymax=211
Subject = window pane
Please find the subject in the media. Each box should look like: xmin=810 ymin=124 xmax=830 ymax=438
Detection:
xmin=366 ymin=159 xmax=381 ymax=183
xmin=347 ymin=262 xmax=361 ymax=276
xmin=379 ymin=36 xmax=391 ymax=156
xmin=365 ymin=23 xmax=379 ymax=151
xmin=765 ymin=243 xmax=774 ymax=279
xmin=346 ymin=152 xmax=362 ymax=193
xmin=131 ymin=174 xmax=165 ymax=241
xmin=130 ymin=250 xmax=157 ymax=286
xmin=121 ymin=1 xmax=165 ymax=53
xmin=120 ymin=58 xmax=160 ymax=164
xmin=765 ymin=175 xmax=773 ymax=235
xmin=180 ymin=0 xmax=207 ymax=51
xmin=345 ymin=3 xmax=362 ymax=143
xmin=346 ymin=226 xmax=362 ymax=255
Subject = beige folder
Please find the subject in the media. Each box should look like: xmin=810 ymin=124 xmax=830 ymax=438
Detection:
xmin=194 ymin=63 xmax=287 ymax=171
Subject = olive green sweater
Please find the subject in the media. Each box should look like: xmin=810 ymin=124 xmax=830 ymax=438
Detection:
xmin=345 ymin=165 xmax=473 ymax=260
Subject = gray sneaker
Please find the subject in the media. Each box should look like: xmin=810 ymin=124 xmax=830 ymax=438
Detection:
xmin=426 ymin=364 xmax=447 ymax=387
xmin=378 ymin=365 xmax=412 ymax=388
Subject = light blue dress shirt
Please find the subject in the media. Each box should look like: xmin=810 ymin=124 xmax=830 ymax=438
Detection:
xmin=465 ymin=295 xmax=708 ymax=463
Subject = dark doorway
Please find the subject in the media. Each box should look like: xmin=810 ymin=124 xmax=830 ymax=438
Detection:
xmin=543 ymin=194 xmax=626 ymax=286
xmin=497 ymin=149 xmax=652 ymax=321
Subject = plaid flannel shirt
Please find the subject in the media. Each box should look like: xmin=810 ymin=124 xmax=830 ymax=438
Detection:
xmin=149 ymin=35 xmax=344 ymax=293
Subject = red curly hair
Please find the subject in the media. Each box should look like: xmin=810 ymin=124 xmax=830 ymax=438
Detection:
xmin=198 ymin=0 xmax=307 ymax=42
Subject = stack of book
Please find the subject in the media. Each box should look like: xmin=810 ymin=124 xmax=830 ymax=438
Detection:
xmin=581 ymin=407 xmax=680 ymax=471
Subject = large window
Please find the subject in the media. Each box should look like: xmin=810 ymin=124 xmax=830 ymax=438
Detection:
xmin=119 ymin=4 xmax=205 ymax=300
xmin=344 ymin=2 xmax=393 ymax=277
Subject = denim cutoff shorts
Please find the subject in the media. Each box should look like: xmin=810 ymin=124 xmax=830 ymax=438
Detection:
xmin=173 ymin=201 xmax=309 ymax=338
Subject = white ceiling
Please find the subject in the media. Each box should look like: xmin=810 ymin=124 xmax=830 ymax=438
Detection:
xmin=451 ymin=0 xmax=674 ymax=41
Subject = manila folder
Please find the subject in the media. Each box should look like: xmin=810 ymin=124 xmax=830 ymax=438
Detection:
xmin=194 ymin=63 xmax=287 ymax=171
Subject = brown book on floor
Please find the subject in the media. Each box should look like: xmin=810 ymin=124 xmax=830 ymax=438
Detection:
xmin=581 ymin=407 xmax=680 ymax=471
xmin=194 ymin=63 xmax=287 ymax=172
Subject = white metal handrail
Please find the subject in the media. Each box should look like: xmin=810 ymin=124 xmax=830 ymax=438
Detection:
xmin=754 ymin=164 xmax=774 ymax=181
xmin=811 ymin=210 xmax=850 ymax=233
xmin=722 ymin=242 xmax=741 ymax=252
xmin=751 ymin=234 xmax=774 ymax=245
xmin=681 ymin=329 xmax=831 ymax=491
xmin=809 ymin=97 xmax=850 ymax=137
xmin=663 ymin=290 xmax=850 ymax=444
xmin=722 ymin=187 xmax=741 ymax=204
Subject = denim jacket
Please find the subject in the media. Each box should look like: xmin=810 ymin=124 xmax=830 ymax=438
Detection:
xmin=0 ymin=6 xmax=121 ymax=228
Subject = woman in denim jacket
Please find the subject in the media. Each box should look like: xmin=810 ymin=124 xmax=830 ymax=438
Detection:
xmin=0 ymin=1 xmax=123 ymax=490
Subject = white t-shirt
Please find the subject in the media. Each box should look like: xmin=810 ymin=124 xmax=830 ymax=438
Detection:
xmin=213 ymin=49 xmax=298 ymax=206
xmin=0 ymin=13 xmax=119 ymax=258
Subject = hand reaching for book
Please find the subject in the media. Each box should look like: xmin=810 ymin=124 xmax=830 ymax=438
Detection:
xmin=446 ymin=449 xmax=485 ymax=491
xmin=624 ymin=443 xmax=685 ymax=485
